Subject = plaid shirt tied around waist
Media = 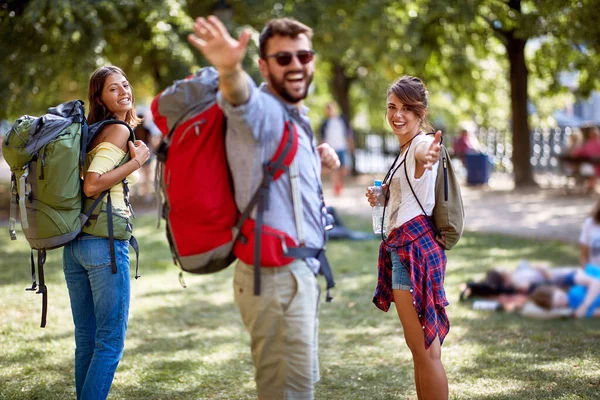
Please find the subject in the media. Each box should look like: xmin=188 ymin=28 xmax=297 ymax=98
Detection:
xmin=372 ymin=215 xmax=450 ymax=349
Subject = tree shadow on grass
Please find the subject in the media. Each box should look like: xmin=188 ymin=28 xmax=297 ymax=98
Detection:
xmin=450 ymin=311 xmax=600 ymax=399
xmin=121 ymin=297 xmax=258 ymax=399
xmin=113 ymin=364 xmax=257 ymax=400
xmin=1 ymin=355 xmax=76 ymax=399
xmin=458 ymin=351 xmax=600 ymax=400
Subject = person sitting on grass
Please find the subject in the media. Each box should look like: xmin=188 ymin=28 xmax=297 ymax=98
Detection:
xmin=530 ymin=266 xmax=600 ymax=318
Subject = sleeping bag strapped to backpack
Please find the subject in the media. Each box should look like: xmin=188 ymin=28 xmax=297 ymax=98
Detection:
xmin=2 ymin=101 xmax=138 ymax=327
xmin=151 ymin=67 xmax=334 ymax=299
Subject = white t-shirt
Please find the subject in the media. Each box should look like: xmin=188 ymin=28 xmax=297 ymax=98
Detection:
xmin=385 ymin=134 xmax=438 ymax=233
xmin=324 ymin=117 xmax=347 ymax=151
xmin=579 ymin=217 xmax=600 ymax=266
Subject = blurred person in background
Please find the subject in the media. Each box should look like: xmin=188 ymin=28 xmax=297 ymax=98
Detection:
xmin=319 ymin=101 xmax=354 ymax=196
xmin=452 ymin=128 xmax=478 ymax=165
xmin=571 ymin=123 xmax=600 ymax=193
xmin=133 ymin=107 xmax=162 ymax=201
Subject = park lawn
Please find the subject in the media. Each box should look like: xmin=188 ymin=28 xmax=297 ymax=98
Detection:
xmin=1 ymin=213 xmax=599 ymax=400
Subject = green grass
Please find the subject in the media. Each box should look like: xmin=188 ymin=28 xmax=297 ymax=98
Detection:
xmin=1 ymin=213 xmax=599 ymax=399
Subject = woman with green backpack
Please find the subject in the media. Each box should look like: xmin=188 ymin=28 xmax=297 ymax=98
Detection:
xmin=62 ymin=65 xmax=150 ymax=400
xmin=366 ymin=76 xmax=449 ymax=400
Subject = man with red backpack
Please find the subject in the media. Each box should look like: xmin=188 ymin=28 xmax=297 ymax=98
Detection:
xmin=188 ymin=15 xmax=339 ymax=400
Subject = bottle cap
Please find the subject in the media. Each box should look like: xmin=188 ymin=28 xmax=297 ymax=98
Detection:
xmin=374 ymin=179 xmax=382 ymax=187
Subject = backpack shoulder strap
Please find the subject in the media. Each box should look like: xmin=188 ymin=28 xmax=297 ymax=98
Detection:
xmin=267 ymin=117 xmax=299 ymax=180
xmin=83 ymin=120 xmax=137 ymax=278
xmin=87 ymin=119 xmax=135 ymax=150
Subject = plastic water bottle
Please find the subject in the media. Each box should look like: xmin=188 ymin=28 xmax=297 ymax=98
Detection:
xmin=372 ymin=179 xmax=385 ymax=234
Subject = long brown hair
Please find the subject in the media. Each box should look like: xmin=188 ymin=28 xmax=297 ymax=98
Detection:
xmin=387 ymin=75 xmax=433 ymax=132
xmin=87 ymin=66 xmax=140 ymax=126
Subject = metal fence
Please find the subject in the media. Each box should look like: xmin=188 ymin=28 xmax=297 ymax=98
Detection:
xmin=352 ymin=127 xmax=578 ymax=175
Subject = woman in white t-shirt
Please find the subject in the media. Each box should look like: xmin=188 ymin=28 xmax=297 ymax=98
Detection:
xmin=366 ymin=76 xmax=448 ymax=400
xmin=579 ymin=200 xmax=600 ymax=267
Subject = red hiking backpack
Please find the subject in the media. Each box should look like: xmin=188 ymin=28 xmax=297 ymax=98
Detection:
xmin=151 ymin=67 xmax=334 ymax=299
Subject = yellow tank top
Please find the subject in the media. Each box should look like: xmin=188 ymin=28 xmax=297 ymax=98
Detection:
xmin=85 ymin=142 xmax=139 ymax=212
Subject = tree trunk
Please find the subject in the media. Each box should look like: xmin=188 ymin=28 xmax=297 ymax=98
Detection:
xmin=331 ymin=62 xmax=357 ymax=174
xmin=506 ymin=35 xmax=537 ymax=188
xmin=332 ymin=63 xmax=352 ymax=117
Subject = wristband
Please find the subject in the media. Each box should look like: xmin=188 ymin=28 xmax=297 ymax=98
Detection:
xmin=134 ymin=158 xmax=142 ymax=169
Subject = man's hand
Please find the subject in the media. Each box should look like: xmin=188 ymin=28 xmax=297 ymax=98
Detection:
xmin=187 ymin=16 xmax=251 ymax=73
xmin=423 ymin=130 xmax=442 ymax=170
xmin=317 ymin=143 xmax=340 ymax=172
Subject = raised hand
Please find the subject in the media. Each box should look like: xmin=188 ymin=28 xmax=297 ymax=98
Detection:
xmin=423 ymin=130 xmax=442 ymax=170
xmin=187 ymin=16 xmax=251 ymax=72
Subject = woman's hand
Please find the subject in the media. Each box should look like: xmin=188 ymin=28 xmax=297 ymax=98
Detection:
xmin=129 ymin=140 xmax=150 ymax=168
xmin=365 ymin=183 xmax=388 ymax=207
xmin=422 ymin=130 xmax=442 ymax=170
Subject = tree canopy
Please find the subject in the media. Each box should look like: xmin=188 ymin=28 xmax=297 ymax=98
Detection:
xmin=2 ymin=0 xmax=600 ymax=187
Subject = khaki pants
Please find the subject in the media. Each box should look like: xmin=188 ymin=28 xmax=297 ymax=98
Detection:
xmin=234 ymin=259 xmax=321 ymax=400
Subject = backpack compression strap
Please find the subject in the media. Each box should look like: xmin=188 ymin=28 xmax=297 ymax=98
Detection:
xmin=24 ymin=249 xmax=47 ymax=327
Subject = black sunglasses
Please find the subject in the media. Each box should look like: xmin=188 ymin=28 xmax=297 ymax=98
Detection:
xmin=265 ymin=50 xmax=315 ymax=66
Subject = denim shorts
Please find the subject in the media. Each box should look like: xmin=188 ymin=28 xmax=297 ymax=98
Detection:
xmin=335 ymin=150 xmax=347 ymax=167
xmin=390 ymin=250 xmax=412 ymax=290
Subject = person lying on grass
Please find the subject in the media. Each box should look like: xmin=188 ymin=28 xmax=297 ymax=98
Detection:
xmin=530 ymin=265 xmax=600 ymax=318
xmin=459 ymin=260 xmax=578 ymax=304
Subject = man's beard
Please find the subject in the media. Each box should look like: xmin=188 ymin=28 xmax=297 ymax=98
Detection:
xmin=269 ymin=70 xmax=314 ymax=104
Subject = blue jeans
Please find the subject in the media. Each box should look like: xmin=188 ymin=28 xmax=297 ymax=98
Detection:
xmin=390 ymin=250 xmax=412 ymax=290
xmin=63 ymin=234 xmax=130 ymax=400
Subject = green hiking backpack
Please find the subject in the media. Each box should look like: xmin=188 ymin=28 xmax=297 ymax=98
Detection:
xmin=3 ymin=100 xmax=89 ymax=327
xmin=2 ymin=101 xmax=139 ymax=327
